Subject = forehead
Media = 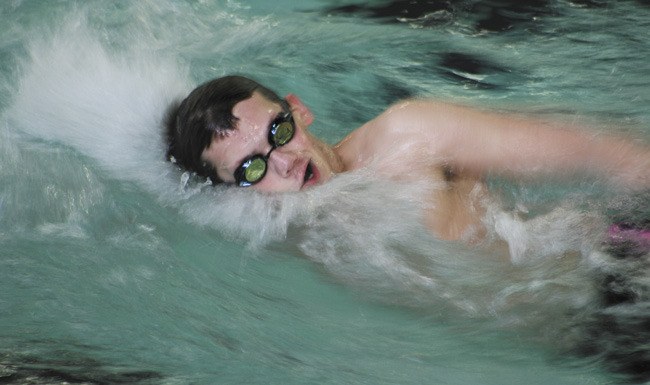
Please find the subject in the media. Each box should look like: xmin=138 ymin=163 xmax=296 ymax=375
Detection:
xmin=206 ymin=91 xmax=283 ymax=173
xmin=231 ymin=91 xmax=281 ymax=123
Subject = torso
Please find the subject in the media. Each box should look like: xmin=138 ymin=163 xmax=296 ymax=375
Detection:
xmin=333 ymin=118 xmax=488 ymax=242
xmin=422 ymin=168 xmax=487 ymax=241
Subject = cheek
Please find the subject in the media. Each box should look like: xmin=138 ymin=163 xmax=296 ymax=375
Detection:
xmin=290 ymin=127 xmax=314 ymax=150
xmin=250 ymin=176 xmax=287 ymax=193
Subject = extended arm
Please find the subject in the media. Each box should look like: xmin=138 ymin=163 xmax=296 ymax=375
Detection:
xmin=379 ymin=100 xmax=650 ymax=190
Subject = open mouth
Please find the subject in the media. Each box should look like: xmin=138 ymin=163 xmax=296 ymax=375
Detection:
xmin=303 ymin=162 xmax=314 ymax=184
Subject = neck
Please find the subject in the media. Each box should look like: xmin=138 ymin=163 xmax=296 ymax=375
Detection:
xmin=314 ymin=137 xmax=345 ymax=173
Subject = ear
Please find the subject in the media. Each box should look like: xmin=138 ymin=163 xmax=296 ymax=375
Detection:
xmin=285 ymin=93 xmax=314 ymax=126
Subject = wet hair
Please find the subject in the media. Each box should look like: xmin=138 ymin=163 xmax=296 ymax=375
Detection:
xmin=165 ymin=75 xmax=287 ymax=183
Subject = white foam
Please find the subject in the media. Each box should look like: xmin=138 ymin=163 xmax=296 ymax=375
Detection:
xmin=488 ymin=204 xmax=606 ymax=265
xmin=7 ymin=15 xmax=187 ymax=185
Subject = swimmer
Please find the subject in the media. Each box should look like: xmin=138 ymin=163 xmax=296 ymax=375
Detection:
xmin=165 ymin=75 xmax=650 ymax=241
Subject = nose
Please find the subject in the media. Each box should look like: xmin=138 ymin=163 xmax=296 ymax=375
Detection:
xmin=268 ymin=148 xmax=300 ymax=178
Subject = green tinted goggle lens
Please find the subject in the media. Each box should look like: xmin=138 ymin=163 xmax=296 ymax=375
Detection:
xmin=271 ymin=121 xmax=293 ymax=146
xmin=235 ymin=111 xmax=295 ymax=187
xmin=243 ymin=157 xmax=267 ymax=183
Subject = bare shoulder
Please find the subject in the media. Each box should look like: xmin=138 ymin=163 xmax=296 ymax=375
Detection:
xmin=371 ymin=98 xmax=486 ymax=138
xmin=334 ymin=98 xmax=459 ymax=171
xmin=359 ymin=99 xmax=452 ymax=136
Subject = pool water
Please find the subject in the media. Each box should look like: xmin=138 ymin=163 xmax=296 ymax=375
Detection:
xmin=1 ymin=1 xmax=649 ymax=384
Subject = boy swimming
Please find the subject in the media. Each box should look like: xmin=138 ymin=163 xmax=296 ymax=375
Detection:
xmin=166 ymin=75 xmax=650 ymax=242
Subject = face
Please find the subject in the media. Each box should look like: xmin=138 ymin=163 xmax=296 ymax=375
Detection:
xmin=201 ymin=91 xmax=339 ymax=192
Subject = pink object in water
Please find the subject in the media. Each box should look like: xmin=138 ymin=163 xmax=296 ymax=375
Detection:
xmin=607 ymin=224 xmax=650 ymax=250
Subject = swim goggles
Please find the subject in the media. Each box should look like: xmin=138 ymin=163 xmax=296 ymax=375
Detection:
xmin=234 ymin=111 xmax=295 ymax=187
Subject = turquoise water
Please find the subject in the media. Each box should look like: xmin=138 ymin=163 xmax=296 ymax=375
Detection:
xmin=1 ymin=1 xmax=649 ymax=384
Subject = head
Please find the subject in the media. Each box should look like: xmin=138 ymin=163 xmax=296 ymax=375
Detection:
xmin=165 ymin=75 xmax=340 ymax=192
